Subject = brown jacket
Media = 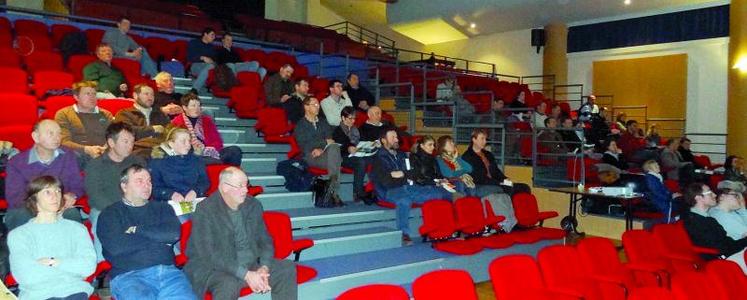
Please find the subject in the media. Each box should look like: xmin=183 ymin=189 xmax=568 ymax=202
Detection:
xmin=262 ymin=73 xmax=294 ymax=107
xmin=55 ymin=105 xmax=113 ymax=153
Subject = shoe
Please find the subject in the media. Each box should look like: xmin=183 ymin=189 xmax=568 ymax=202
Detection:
xmin=333 ymin=194 xmax=345 ymax=207
xmin=402 ymin=234 xmax=413 ymax=246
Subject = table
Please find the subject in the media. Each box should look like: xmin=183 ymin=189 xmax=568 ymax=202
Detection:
xmin=548 ymin=187 xmax=645 ymax=235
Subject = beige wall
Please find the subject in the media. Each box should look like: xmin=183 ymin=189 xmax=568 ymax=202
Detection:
xmin=265 ymin=0 xmax=308 ymax=23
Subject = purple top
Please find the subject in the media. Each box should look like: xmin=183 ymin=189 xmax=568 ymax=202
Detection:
xmin=4 ymin=147 xmax=84 ymax=208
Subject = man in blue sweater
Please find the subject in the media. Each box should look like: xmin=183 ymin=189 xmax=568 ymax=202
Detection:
xmin=187 ymin=27 xmax=216 ymax=93
xmin=97 ymin=164 xmax=196 ymax=299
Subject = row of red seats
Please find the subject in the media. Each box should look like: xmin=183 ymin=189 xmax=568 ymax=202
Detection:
xmin=418 ymin=193 xmax=564 ymax=255
xmin=73 ymin=0 xmax=221 ymax=34
xmin=337 ymin=269 xmax=479 ymax=300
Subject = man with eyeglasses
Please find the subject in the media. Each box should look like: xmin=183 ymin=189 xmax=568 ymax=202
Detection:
xmin=709 ymin=181 xmax=747 ymax=241
xmin=320 ymin=79 xmax=352 ymax=127
xmin=185 ymin=167 xmax=297 ymax=299
xmin=682 ymin=182 xmax=747 ymax=273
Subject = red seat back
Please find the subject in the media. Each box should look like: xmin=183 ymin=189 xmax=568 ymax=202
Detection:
xmin=671 ymin=271 xmax=729 ymax=300
xmin=205 ymin=164 xmax=230 ymax=195
xmin=97 ymin=99 xmax=134 ymax=116
xmin=418 ymin=199 xmax=458 ymax=239
xmin=0 ymin=67 xmax=29 ymax=94
xmin=0 ymin=48 xmax=21 ymax=68
xmin=652 ymin=222 xmax=704 ymax=265
xmin=14 ymin=19 xmax=48 ymax=36
xmin=230 ymin=86 xmax=262 ymax=119
xmin=622 ymin=230 xmax=669 ymax=267
xmin=0 ymin=93 xmax=37 ymax=126
xmin=538 ymin=245 xmax=607 ymax=300
xmin=454 ymin=196 xmax=488 ymax=235
xmin=512 ymin=193 xmax=541 ymax=227
xmin=628 ymin=287 xmax=674 ymax=300
xmin=40 ymin=95 xmax=76 ymax=119
xmin=489 ymin=255 xmax=548 ymax=300
xmin=111 ymin=58 xmax=143 ymax=85
xmin=705 ymin=260 xmax=747 ymax=299
xmin=336 ymin=284 xmax=409 ymax=300
xmin=25 ymin=51 xmax=63 ymax=74
xmin=0 ymin=125 xmax=34 ymax=151
xmin=412 ymin=269 xmax=477 ymax=300
xmin=236 ymin=71 xmax=261 ymax=87
xmin=576 ymin=237 xmax=634 ymax=287
xmin=33 ymin=70 xmax=73 ymax=97
xmin=179 ymin=220 xmax=193 ymax=258
xmin=262 ymin=211 xmax=294 ymax=259
xmin=85 ymin=29 xmax=105 ymax=53
xmin=50 ymin=24 xmax=80 ymax=48
xmin=66 ymin=54 xmax=97 ymax=82
xmin=255 ymin=108 xmax=290 ymax=136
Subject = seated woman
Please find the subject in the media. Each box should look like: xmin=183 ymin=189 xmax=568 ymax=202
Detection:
xmin=724 ymin=155 xmax=747 ymax=184
xmin=149 ymin=127 xmax=209 ymax=202
xmin=409 ymin=135 xmax=454 ymax=199
xmin=436 ymin=135 xmax=476 ymax=196
xmin=642 ymin=160 xmax=682 ymax=225
xmin=8 ymin=175 xmax=96 ymax=300
xmin=660 ymin=138 xmax=693 ymax=182
xmin=601 ymin=139 xmax=629 ymax=170
xmin=333 ymin=107 xmax=373 ymax=203
xmin=171 ymin=93 xmax=242 ymax=166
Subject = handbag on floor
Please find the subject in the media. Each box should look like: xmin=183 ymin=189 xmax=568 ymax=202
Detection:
xmin=311 ymin=178 xmax=336 ymax=208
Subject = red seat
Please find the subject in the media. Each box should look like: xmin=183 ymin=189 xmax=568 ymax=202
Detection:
xmin=0 ymin=67 xmax=29 ymax=94
xmin=97 ymin=99 xmax=134 ymax=116
xmin=40 ymin=95 xmax=76 ymax=119
xmin=628 ymin=287 xmax=674 ymax=300
xmin=262 ymin=212 xmax=317 ymax=284
xmin=622 ymin=230 xmax=685 ymax=284
xmin=142 ymin=37 xmax=176 ymax=61
xmin=174 ymin=220 xmax=192 ymax=267
xmin=111 ymin=58 xmax=144 ymax=86
xmin=693 ymin=155 xmax=722 ymax=170
xmin=651 ymin=222 xmax=718 ymax=270
xmin=577 ymin=237 xmax=661 ymax=290
xmin=230 ymin=86 xmax=262 ymax=119
xmin=204 ymin=164 xmax=263 ymax=197
xmin=74 ymin=195 xmax=91 ymax=215
xmin=663 ymin=179 xmax=680 ymax=193
xmin=538 ymin=245 xmax=621 ymax=300
xmin=412 ymin=269 xmax=477 ymax=300
xmin=489 ymin=255 xmax=580 ymax=300
xmin=25 ymin=51 xmax=64 ymax=74
xmin=255 ymin=108 xmax=292 ymax=143
xmin=66 ymin=54 xmax=97 ymax=82
xmin=454 ymin=196 xmax=506 ymax=236
xmin=418 ymin=199 xmax=483 ymax=255
xmin=0 ymin=48 xmax=21 ymax=68
xmin=670 ymin=271 xmax=729 ymax=300
xmin=33 ymin=70 xmax=73 ymax=97
xmin=0 ymin=125 xmax=34 ymax=151
xmin=705 ymin=259 xmax=747 ymax=299
xmin=0 ymin=93 xmax=37 ymax=126
xmin=511 ymin=193 xmax=565 ymax=240
xmin=336 ymin=284 xmax=409 ymax=300
xmin=50 ymin=24 xmax=80 ymax=48
xmin=14 ymin=19 xmax=48 ymax=36
xmin=85 ymin=29 xmax=105 ymax=53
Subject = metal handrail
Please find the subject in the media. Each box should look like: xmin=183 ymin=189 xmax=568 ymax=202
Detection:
xmin=323 ymin=21 xmax=396 ymax=49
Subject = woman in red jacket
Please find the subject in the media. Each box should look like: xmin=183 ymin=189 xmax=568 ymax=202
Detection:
xmin=171 ymin=93 xmax=242 ymax=166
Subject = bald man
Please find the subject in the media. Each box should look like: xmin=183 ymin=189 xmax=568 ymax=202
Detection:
xmin=185 ymin=167 xmax=298 ymax=299
xmin=4 ymin=119 xmax=84 ymax=230
xmin=359 ymin=106 xmax=390 ymax=142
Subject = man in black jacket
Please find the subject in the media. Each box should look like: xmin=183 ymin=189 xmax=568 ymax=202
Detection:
xmin=185 ymin=167 xmax=297 ymax=299
xmin=682 ymin=182 xmax=747 ymax=272
xmin=344 ymin=73 xmax=375 ymax=112
xmin=461 ymin=129 xmax=514 ymax=197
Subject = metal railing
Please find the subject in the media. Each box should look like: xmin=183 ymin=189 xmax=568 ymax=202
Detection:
xmin=532 ymin=127 xmax=589 ymax=188
xmin=685 ymin=133 xmax=728 ymax=163
xmin=521 ymin=75 xmax=555 ymax=97
xmin=323 ymin=21 xmax=396 ymax=50
xmin=376 ymin=47 xmax=498 ymax=76
xmin=554 ymin=84 xmax=584 ymax=106
xmin=647 ymin=117 xmax=686 ymax=141
xmin=612 ymin=105 xmax=648 ymax=130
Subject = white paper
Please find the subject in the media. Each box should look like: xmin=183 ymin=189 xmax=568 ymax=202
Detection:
xmin=168 ymin=197 xmax=206 ymax=216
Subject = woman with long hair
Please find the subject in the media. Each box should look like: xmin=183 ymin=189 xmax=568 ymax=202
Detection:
xmin=436 ymin=135 xmax=476 ymax=196
xmin=724 ymin=155 xmax=747 ymax=184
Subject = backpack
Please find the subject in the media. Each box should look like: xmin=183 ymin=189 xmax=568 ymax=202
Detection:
xmin=58 ymin=31 xmax=88 ymax=64
xmin=214 ymin=64 xmax=238 ymax=91
xmin=310 ymin=177 xmax=336 ymax=208
xmin=276 ymin=159 xmax=313 ymax=192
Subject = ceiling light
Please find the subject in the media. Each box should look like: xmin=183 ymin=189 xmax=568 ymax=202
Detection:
xmin=470 ymin=23 xmax=476 ymax=29
xmin=624 ymin=0 xmax=631 ymax=5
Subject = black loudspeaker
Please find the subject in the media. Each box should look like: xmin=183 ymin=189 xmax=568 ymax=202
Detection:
xmin=531 ymin=28 xmax=545 ymax=53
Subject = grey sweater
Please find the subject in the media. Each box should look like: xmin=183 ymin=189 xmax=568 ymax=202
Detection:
xmin=293 ymin=116 xmax=333 ymax=157
xmin=84 ymin=153 xmax=146 ymax=211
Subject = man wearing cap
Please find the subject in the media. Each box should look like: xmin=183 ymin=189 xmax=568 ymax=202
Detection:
xmin=709 ymin=181 xmax=747 ymax=240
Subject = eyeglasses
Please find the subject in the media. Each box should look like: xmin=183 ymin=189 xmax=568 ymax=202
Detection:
xmin=223 ymin=182 xmax=248 ymax=189
xmin=701 ymin=190 xmax=714 ymax=196
xmin=304 ymin=103 xmax=319 ymax=107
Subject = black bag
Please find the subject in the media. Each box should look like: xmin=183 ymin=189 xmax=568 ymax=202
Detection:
xmin=276 ymin=159 xmax=313 ymax=192
xmin=58 ymin=31 xmax=88 ymax=64
xmin=311 ymin=178 xmax=336 ymax=208
xmin=214 ymin=64 xmax=238 ymax=91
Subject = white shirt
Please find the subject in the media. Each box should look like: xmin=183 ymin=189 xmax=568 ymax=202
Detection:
xmin=321 ymin=93 xmax=352 ymax=126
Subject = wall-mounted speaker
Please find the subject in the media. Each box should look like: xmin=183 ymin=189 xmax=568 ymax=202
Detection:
xmin=531 ymin=28 xmax=545 ymax=53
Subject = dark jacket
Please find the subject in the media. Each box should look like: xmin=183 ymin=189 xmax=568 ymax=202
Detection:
xmin=186 ymin=38 xmax=216 ymax=63
xmin=115 ymin=106 xmax=171 ymax=156
xmin=359 ymin=121 xmax=392 ymax=142
xmin=215 ymin=46 xmax=242 ymax=65
xmin=148 ymin=147 xmax=209 ymax=201
xmin=643 ymin=173 xmax=674 ymax=216
xmin=344 ymin=85 xmax=375 ymax=111
xmin=184 ymin=192 xmax=274 ymax=296
xmin=602 ymin=152 xmax=629 ymax=170
xmin=263 ymin=73 xmax=294 ymax=107
xmin=462 ymin=147 xmax=506 ymax=186
xmin=371 ymin=148 xmax=410 ymax=200
xmin=678 ymin=146 xmax=697 ymax=166
xmin=409 ymin=147 xmax=442 ymax=186
xmin=293 ymin=117 xmax=333 ymax=159
xmin=154 ymin=91 xmax=182 ymax=115
xmin=333 ymin=125 xmax=355 ymax=156
xmin=724 ymin=167 xmax=747 ymax=184
xmin=682 ymin=210 xmax=747 ymax=260
xmin=284 ymin=94 xmax=305 ymax=124
xmin=84 ymin=153 xmax=146 ymax=211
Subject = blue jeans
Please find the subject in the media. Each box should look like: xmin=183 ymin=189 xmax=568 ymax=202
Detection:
xmin=89 ymin=208 xmax=104 ymax=262
xmin=192 ymin=61 xmax=260 ymax=90
xmin=386 ymin=185 xmax=452 ymax=235
xmin=342 ymin=156 xmax=373 ymax=197
xmin=111 ymin=265 xmax=197 ymax=300
xmin=117 ymin=48 xmax=158 ymax=78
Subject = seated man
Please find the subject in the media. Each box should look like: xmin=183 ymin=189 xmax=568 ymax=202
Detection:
xmin=55 ymin=80 xmax=114 ymax=163
xmin=618 ymin=120 xmax=657 ymax=164
xmin=85 ymin=122 xmax=145 ymax=261
xmin=192 ymin=33 xmax=262 ymax=91
xmin=187 ymin=28 xmax=217 ymax=91
xmin=102 ymin=16 xmax=157 ymax=77
xmin=293 ymin=97 xmax=344 ymax=206
xmin=98 ymin=165 xmax=196 ymax=299
xmin=709 ymin=181 xmax=747 ymax=240
xmin=682 ymin=182 xmax=747 ymax=273
xmin=185 ymin=167 xmax=297 ymax=299
xmin=114 ymin=84 xmax=169 ymax=157
xmin=83 ymin=44 xmax=128 ymax=98
xmin=4 ymin=119 xmax=83 ymax=230
xmin=153 ymin=72 xmax=183 ymax=118
xmin=461 ymin=129 xmax=515 ymax=197
xmin=532 ymin=101 xmax=548 ymax=129
xmin=344 ymin=73 xmax=375 ymax=112
xmin=537 ymin=117 xmax=568 ymax=154
xmin=263 ymin=64 xmax=295 ymax=108
xmin=320 ymin=79 xmax=352 ymax=127
xmin=359 ymin=106 xmax=388 ymax=142
xmin=678 ymin=137 xmax=701 ymax=167
xmin=285 ymin=78 xmax=308 ymax=124
xmin=372 ymin=128 xmax=452 ymax=244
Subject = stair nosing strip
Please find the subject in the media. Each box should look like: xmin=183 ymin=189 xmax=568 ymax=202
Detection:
xmin=318 ymin=258 xmax=445 ymax=283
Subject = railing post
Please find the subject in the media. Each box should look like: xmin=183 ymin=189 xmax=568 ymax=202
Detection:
xmin=375 ymin=67 xmax=380 ymax=104
xmin=409 ymin=84 xmax=415 ymax=135
xmin=422 ymin=65 xmax=427 ymax=102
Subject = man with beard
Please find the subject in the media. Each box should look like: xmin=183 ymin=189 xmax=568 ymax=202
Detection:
xmin=114 ymin=84 xmax=170 ymax=158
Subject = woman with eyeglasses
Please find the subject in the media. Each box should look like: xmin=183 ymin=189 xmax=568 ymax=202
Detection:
xmin=708 ymin=181 xmax=747 ymax=241
xmin=148 ymin=127 xmax=209 ymax=202
xmin=333 ymin=107 xmax=373 ymax=203
xmin=8 ymin=175 xmax=96 ymax=300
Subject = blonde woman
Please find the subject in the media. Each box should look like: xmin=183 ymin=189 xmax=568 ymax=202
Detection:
xmin=148 ymin=127 xmax=209 ymax=202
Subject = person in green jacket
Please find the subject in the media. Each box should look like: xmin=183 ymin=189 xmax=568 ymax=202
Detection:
xmin=83 ymin=44 xmax=128 ymax=98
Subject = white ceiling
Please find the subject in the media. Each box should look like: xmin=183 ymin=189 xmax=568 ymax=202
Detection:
xmin=324 ymin=0 xmax=728 ymax=45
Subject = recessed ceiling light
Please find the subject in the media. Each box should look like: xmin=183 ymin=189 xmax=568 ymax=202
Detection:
xmin=470 ymin=23 xmax=476 ymax=29
xmin=624 ymin=0 xmax=631 ymax=5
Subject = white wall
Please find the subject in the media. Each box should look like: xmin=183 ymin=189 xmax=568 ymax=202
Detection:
xmin=567 ymin=37 xmax=729 ymax=137
xmin=424 ymin=28 xmax=543 ymax=77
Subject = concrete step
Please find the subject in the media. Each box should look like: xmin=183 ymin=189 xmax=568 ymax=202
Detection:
xmin=241 ymin=157 xmax=278 ymax=174
xmin=219 ymin=129 xmax=265 ymax=144
xmin=227 ymin=143 xmax=289 ymax=153
xmin=286 ymin=204 xmax=421 ymax=230
xmin=256 ymin=191 xmax=313 ymax=210
xmin=249 ymin=174 xmax=286 ymax=187
xmin=296 ymin=227 xmax=402 ymax=261
xmin=214 ymin=116 xmax=255 ymax=127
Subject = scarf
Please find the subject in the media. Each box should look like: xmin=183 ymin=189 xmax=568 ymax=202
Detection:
xmin=341 ymin=125 xmax=360 ymax=145
xmin=440 ymin=151 xmax=475 ymax=188
xmin=181 ymin=113 xmax=220 ymax=160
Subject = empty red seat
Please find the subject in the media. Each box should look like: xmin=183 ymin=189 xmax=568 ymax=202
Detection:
xmin=14 ymin=19 xmax=48 ymax=36
xmin=0 ymin=93 xmax=36 ymax=126
xmin=0 ymin=125 xmax=34 ymax=151
xmin=628 ymin=287 xmax=674 ymax=300
xmin=412 ymin=269 xmax=477 ymax=300
xmin=419 ymin=199 xmax=483 ymax=255
xmin=50 ymin=24 xmax=80 ymax=48
xmin=538 ymin=245 xmax=621 ymax=300
xmin=0 ymin=67 xmax=29 ymax=94
xmin=85 ymin=29 xmax=105 ymax=53
xmin=33 ymin=71 xmax=73 ymax=97
xmin=142 ymin=37 xmax=176 ymax=61
xmin=336 ymin=284 xmax=409 ymax=300
xmin=262 ymin=211 xmax=317 ymax=284
xmin=511 ymin=192 xmax=565 ymax=240
xmin=24 ymin=51 xmax=64 ymax=74
xmin=705 ymin=259 xmax=747 ymax=299
xmin=97 ymin=99 xmax=134 ymax=116
xmin=652 ymin=222 xmax=718 ymax=270
xmin=111 ymin=58 xmax=144 ymax=85
xmin=454 ymin=196 xmax=506 ymax=235
xmin=670 ymin=271 xmax=729 ymax=300
xmin=623 ymin=229 xmax=688 ymax=284
xmin=40 ymin=95 xmax=76 ymax=119
xmin=255 ymin=108 xmax=292 ymax=143
xmin=0 ymin=48 xmax=21 ymax=68
xmin=67 ymin=54 xmax=97 ymax=81
xmin=577 ymin=237 xmax=661 ymax=290
xmin=489 ymin=255 xmax=579 ymax=300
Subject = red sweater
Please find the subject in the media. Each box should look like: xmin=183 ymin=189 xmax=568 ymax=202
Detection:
xmin=171 ymin=114 xmax=224 ymax=150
